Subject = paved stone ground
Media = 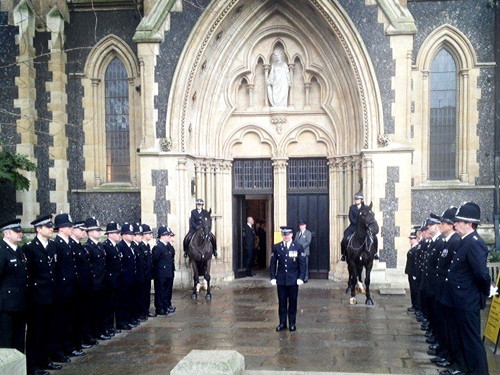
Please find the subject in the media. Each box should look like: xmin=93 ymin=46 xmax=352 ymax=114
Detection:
xmin=57 ymin=276 xmax=500 ymax=375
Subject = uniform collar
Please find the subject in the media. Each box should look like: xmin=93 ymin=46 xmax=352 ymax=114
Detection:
xmin=37 ymin=234 xmax=49 ymax=248
xmin=461 ymin=230 xmax=474 ymax=240
xmin=3 ymin=238 xmax=17 ymax=251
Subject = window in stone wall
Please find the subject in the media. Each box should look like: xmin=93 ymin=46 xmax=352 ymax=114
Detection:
xmin=105 ymin=57 xmax=130 ymax=182
xmin=429 ymin=48 xmax=457 ymax=180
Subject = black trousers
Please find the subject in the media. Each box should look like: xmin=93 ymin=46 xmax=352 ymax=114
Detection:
xmin=0 ymin=311 xmax=26 ymax=353
xmin=142 ymin=279 xmax=152 ymax=315
xmin=50 ymin=294 xmax=75 ymax=357
xmin=432 ymin=299 xmax=450 ymax=359
xmin=117 ymin=285 xmax=132 ymax=326
xmin=26 ymin=303 xmax=52 ymax=371
xmin=245 ymin=247 xmax=255 ymax=275
xmin=75 ymin=289 xmax=93 ymax=344
xmin=93 ymin=289 xmax=108 ymax=335
xmin=448 ymin=308 xmax=489 ymax=375
xmin=154 ymin=277 xmax=173 ymax=312
xmin=105 ymin=288 xmax=119 ymax=330
xmin=277 ymin=285 xmax=299 ymax=326
xmin=408 ymin=275 xmax=420 ymax=309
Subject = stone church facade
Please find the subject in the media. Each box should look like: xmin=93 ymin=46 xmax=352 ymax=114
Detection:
xmin=0 ymin=0 xmax=497 ymax=284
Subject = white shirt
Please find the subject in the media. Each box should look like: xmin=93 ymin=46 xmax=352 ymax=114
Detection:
xmin=3 ymin=238 xmax=17 ymax=251
xmin=37 ymin=235 xmax=49 ymax=249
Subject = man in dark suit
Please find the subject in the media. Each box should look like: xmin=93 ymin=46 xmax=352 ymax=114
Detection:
xmin=152 ymin=226 xmax=176 ymax=315
xmin=52 ymin=213 xmax=83 ymax=362
xmin=244 ymin=216 xmax=256 ymax=277
xmin=84 ymin=217 xmax=110 ymax=341
xmin=270 ymin=226 xmax=306 ymax=332
xmin=102 ymin=222 xmax=122 ymax=335
xmin=295 ymin=221 xmax=312 ymax=282
xmin=439 ymin=202 xmax=492 ymax=375
xmin=70 ymin=221 xmax=96 ymax=348
xmin=140 ymin=224 xmax=155 ymax=318
xmin=404 ymin=232 xmax=420 ymax=312
xmin=116 ymin=223 xmax=137 ymax=330
xmin=24 ymin=215 xmax=58 ymax=375
xmin=0 ymin=219 xmax=28 ymax=353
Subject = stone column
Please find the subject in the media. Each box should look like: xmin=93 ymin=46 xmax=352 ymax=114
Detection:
xmin=263 ymin=64 xmax=270 ymax=109
xmin=46 ymin=6 xmax=70 ymax=213
xmin=459 ymin=70 xmax=469 ymax=182
xmin=304 ymin=82 xmax=311 ymax=110
xmin=247 ymin=84 xmax=254 ymax=111
xmin=288 ymin=63 xmax=295 ymax=109
xmin=91 ymin=78 xmax=102 ymax=186
xmin=272 ymin=158 xmax=288 ymax=230
xmin=13 ymin=0 xmax=39 ymax=221
xmin=137 ymin=43 xmax=159 ymax=150
xmin=328 ymin=157 xmax=340 ymax=266
xmin=220 ymin=161 xmax=232 ymax=264
xmin=420 ymin=71 xmax=430 ymax=183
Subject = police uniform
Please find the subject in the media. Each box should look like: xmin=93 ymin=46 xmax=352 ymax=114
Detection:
xmin=152 ymin=226 xmax=176 ymax=315
xmin=140 ymin=224 xmax=154 ymax=318
xmin=404 ymin=233 xmax=420 ymax=311
xmin=102 ymin=222 xmax=122 ymax=333
xmin=269 ymin=226 xmax=306 ymax=331
xmin=116 ymin=223 xmax=137 ymax=329
xmin=84 ymin=218 xmax=109 ymax=340
xmin=132 ymin=224 xmax=146 ymax=322
xmin=70 ymin=222 xmax=96 ymax=347
xmin=341 ymin=193 xmax=364 ymax=260
xmin=439 ymin=202 xmax=490 ymax=375
xmin=0 ymin=219 xmax=28 ymax=353
xmin=23 ymin=215 xmax=57 ymax=374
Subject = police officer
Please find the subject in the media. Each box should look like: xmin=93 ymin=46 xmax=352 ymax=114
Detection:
xmin=132 ymin=223 xmax=147 ymax=322
xmin=405 ymin=231 xmax=420 ymax=312
xmin=52 ymin=213 xmax=82 ymax=362
xmin=84 ymin=217 xmax=110 ymax=341
xmin=116 ymin=223 xmax=137 ymax=330
xmin=152 ymin=226 xmax=176 ymax=315
xmin=140 ymin=224 xmax=155 ymax=318
xmin=70 ymin=221 xmax=96 ymax=348
xmin=0 ymin=219 xmax=28 ymax=353
xmin=24 ymin=215 xmax=58 ymax=375
xmin=184 ymin=199 xmax=217 ymax=256
xmin=439 ymin=202 xmax=492 ymax=375
xmin=102 ymin=222 xmax=122 ymax=335
xmin=269 ymin=226 xmax=306 ymax=332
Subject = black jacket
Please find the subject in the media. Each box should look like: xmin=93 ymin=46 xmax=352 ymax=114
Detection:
xmin=117 ymin=240 xmax=136 ymax=287
xmin=152 ymin=241 xmax=175 ymax=279
xmin=71 ymin=237 xmax=94 ymax=292
xmin=53 ymin=235 xmax=77 ymax=297
xmin=269 ymin=241 xmax=306 ymax=286
xmin=141 ymin=242 xmax=153 ymax=281
xmin=85 ymin=239 xmax=106 ymax=291
xmin=404 ymin=243 xmax=418 ymax=276
xmin=440 ymin=231 xmax=490 ymax=311
xmin=434 ymin=232 xmax=461 ymax=298
xmin=23 ymin=237 xmax=56 ymax=305
xmin=244 ymin=224 xmax=255 ymax=251
xmin=102 ymin=239 xmax=121 ymax=289
xmin=189 ymin=208 xmax=209 ymax=232
xmin=0 ymin=240 xmax=28 ymax=312
xmin=134 ymin=242 xmax=146 ymax=284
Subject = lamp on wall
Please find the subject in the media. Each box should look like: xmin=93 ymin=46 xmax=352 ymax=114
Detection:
xmin=191 ymin=178 xmax=196 ymax=196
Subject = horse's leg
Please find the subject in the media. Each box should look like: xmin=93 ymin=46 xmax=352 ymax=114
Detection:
xmin=356 ymin=263 xmax=365 ymax=293
xmin=365 ymin=260 xmax=374 ymax=305
xmin=191 ymin=261 xmax=199 ymax=299
xmin=348 ymin=260 xmax=357 ymax=305
xmin=205 ymin=259 xmax=212 ymax=300
xmin=345 ymin=259 xmax=353 ymax=294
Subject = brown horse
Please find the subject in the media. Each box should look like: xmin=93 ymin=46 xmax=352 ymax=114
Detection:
xmin=184 ymin=209 xmax=215 ymax=299
xmin=345 ymin=202 xmax=379 ymax=305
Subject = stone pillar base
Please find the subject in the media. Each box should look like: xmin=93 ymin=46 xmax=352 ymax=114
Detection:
xmin=171 ymin=350 xmax=244 ymax=375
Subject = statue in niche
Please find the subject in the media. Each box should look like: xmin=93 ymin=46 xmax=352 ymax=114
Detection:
xmin=267 ymin=49 xmax=290 ymax=108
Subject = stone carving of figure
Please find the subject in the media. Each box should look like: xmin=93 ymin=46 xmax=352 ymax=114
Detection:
xmin=267 ymin=50 xmax=290 ymax=108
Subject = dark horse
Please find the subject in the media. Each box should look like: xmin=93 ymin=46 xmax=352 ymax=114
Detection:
xmin=184 ymin=209 xmax=215 ymax=299
xmin=343 ymin=202 xmax=379 ymax=305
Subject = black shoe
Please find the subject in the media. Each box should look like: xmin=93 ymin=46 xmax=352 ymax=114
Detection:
xmin=246 ymin=273 xmax=255 ymax=277
xmin=52 ymin=354 xmax=71 ymax=363
xmin=106 ymin=330 xmax=115 ymax=337
xmin=31 ymin=369 xmax=50 ymax=375
xmin=374 ymin=254 xmax=379 ymax=260
xmin=439 ymin=370 xmax=464 ymax=375
xmin=425 ymin=331 xmax=433 ymax=338
xmin=99 ymin=334 xmax=111 ymax=340
xmin=80 ymin=343 xmax=92 ymax=349
xmin=129 ymin=320 xmax=139 ymax=326
xmin=431 ymin=356 xmax=447 ymax=363
xmin=426 ymin=337 xmax=437 ymax=344
xmin=275 ymin=324 xmax=287 ymax=331
xmin=427 ymin=349 xmax=438 ymax=356
xmin=289 ymin=325 xmax=296 ymax=332
xmin=117 ymin=324 xmax=132 ymax=330
xmin=421 ymin=324 xmax=430 ymax=331
xmin=167 ymin=306 xmax=176 ymax=313
xmin=340 ymin=255 xmax=346 ymax=261
xmin=148 ymin=312 xmax=157 ymax=317
xmin=138 ymin=316 xmax=148 ymax=322
xmin=156 ymin=310 xmax=168 ymax=315
xmin=417 ymin=316 xmax=427 ymax=322
xmin=89 ymin=338 xmax=99 ymax=345
xmin=112 ymin=328 xmax=121 ymax=334
xmin=436 ymin=360 xmax=452 ymax=368
xmin=415 ymin=311 xmax=423 ymax=317
xmin=44 ymin=362 xmax=63 ymax=370
xmin=429 ymin=344 xmax=440 ymax=351
xmin=407 ymin=307 xmax=416 ymax=312
xmin=70 ymin=349 xmax=86 ymax=357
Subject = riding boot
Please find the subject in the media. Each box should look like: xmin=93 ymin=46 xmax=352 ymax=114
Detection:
xmin=209 ymin=233 xmax=218 ymax=257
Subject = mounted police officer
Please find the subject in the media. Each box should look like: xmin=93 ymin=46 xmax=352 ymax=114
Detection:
xmin=102 ymin=222 xmax=122 ymax=335
xmin=23 ymin=215 xmax=58 ymax=375
xmin=153 ymin=226 xmax=176 ymax=315
xmin=340 ymin=193 xmax=364 ymax=262
xmin=183 ymin=199 xmax=217 ymax=257
xmin=0 ymin=219 xmax=28 ymax=354
xmin=439 ymin=202 xmax=492 ymax=375
xmin=270 ymin=226 xmax=306 ymax=332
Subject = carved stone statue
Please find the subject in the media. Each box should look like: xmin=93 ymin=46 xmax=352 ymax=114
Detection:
xmin=267 ymin=50 xmax=290 ymax=108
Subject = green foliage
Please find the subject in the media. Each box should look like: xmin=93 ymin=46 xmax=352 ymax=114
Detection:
xmin=489 ymin=248 xmax=500 ymax=263
xmin=0 ymin=149 xmax=36 ymax=191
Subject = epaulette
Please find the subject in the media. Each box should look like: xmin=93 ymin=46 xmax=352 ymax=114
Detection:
xmin=473 ymin=236 xmax=478 ymax=240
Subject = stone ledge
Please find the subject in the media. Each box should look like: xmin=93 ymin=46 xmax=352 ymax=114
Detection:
xmin=0 ymin=349 xmax=26 ymax=375
xmin=171 ymin=350 xmax=245 ymax=375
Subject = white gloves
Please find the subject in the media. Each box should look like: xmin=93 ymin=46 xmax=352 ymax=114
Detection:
xmin=412 ymin=276 xmax=417 ymax=281
xmin=489 ymin=285 xmax=498 ymax=298
xmin=297 ymin=279 xmax=304 ymax=286
xmin=270 ymin=279 xmax=277 ymax=286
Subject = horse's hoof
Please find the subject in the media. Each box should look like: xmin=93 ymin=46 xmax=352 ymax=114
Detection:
xmin=191 ymin=293 xmax=197 ymax=300
xmin=366 ymin=298 xmax=374 ymax=306
xmin=349 ymin=297 xmax=357 ymax=305
xmin=205 ymin=294 xmax=212 ymax=300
